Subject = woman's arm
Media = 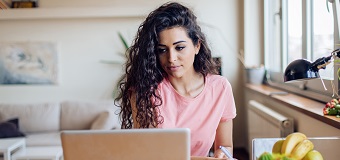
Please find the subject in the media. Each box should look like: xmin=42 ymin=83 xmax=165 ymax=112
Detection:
xmin=214 ymin=120 xmax=233 ymax=159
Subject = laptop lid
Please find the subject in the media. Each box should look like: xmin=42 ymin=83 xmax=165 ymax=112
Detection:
xmin=61 ymin=128 xmax=190 ymax=160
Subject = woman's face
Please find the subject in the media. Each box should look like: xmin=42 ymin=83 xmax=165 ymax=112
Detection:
xmin=157 ymin=27 xmax=200 ymax=79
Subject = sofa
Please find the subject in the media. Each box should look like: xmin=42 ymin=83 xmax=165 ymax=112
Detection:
xmin=0 ymin=100 xmax=121 ymax=147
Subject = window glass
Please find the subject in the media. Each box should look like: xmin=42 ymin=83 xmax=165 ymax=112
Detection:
xmin=266 ymin=0 xmax=281 ymax=72
xmin=312 ymin=0 xmax=334 ymax=79
xmin=287 ymin=0 xmax=303 ymax=64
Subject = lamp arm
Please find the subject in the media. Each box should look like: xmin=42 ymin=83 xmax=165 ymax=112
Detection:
xmin=311 ymin=55 xmax=332 ymax=71
xmin=310 ymin=48 xmax=340 ymax=71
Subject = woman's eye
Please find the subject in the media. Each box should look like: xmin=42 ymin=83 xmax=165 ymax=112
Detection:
xmin=157 ymin=48 xmax=167 ymax=54
xmin=176 ymin=46 xmax=185 ymax=51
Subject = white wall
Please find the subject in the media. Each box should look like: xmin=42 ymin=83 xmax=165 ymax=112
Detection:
xmin=0 ymin=0 xmax=247 ymax=148
xmin=0 ymin=18 xmax=141 ymax=103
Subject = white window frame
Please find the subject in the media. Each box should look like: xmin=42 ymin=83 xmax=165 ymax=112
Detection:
xmin=264 ymin=0 xmax=340 ymax=103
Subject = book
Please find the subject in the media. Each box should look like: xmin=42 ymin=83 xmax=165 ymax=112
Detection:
xmin=3 ymin=0 xmax=11 ymax=6
xmin=11 ymin=0 xmax=38 ymax=8
xmin=0 ymin=0 xmax=10 ymax=9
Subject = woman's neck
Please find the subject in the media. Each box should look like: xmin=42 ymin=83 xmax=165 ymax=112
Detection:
xmin=167 ymin=71 xmax=205 ymax=98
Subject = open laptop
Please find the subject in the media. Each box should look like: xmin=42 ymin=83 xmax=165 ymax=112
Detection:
xmin=61 ymin=128 xmax=190 ymax=160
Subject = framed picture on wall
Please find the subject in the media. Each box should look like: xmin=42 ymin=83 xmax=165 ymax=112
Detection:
xmin=0 ymin=41 xmax=58 ymax=85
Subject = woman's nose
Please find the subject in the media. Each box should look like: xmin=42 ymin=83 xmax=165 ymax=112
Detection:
xmin=168 ymin=49 xmax=177 ymax=62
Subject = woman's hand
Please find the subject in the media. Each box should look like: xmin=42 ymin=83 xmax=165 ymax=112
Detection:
xmin=214 ymin=149 xmax=237 ymax=160
xmin=214 ymin=149 xmax=227 ymax=158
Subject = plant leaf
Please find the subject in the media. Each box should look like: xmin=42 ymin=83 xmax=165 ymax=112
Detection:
xmin=118 ymin=32 xmax=129 ymax=50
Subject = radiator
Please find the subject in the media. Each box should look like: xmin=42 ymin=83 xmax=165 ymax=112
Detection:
xmin=248 ymin=100 xmax=294 ymax=157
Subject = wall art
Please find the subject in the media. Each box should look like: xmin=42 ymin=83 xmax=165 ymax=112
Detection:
xmin=0 ymin=41 xmax=58 ymax=84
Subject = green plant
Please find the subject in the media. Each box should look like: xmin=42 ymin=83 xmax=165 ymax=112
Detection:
xmin=100 ymin=32 xmax=129 ymax=65
xmin=118 ymin=32 xmax=129 ymax=51
xmin=335 ymin=59 xmax=340 ymax=80
xmin=112 ymin=32 xmax=130 ymax=98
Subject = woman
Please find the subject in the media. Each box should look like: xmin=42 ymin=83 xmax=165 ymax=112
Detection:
xmin=115 ymin=2 xmax=237 ymax=159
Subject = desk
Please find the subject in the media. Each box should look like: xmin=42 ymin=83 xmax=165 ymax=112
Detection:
xmin=0 ymin=138 xmax=25 ymax=160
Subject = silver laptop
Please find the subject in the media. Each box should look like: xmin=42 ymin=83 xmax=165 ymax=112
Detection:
xmin=61 ymin=128 xmax=190 ymax=160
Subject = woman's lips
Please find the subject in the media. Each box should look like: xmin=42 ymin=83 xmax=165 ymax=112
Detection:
xmin=167 ymin=66 xmax=180 ymax=71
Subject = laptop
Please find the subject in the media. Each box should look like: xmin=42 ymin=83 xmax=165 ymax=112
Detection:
xmin=61 ymin=128 xmax=190 ymax=160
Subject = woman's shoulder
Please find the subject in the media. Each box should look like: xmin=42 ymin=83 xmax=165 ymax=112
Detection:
xmin=206 ymin=74 xmax=231 ymax=88
xmin=206 ymin=74 xmax=229 ymax=83
xmin=157 ymin=78 xmax=172 ymax=92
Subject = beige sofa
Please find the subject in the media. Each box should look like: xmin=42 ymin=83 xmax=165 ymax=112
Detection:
xmin=0 ymin=100 xmax=121 ymax=147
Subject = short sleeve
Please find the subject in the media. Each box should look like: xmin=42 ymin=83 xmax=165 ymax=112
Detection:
xmin=220 ymin=79 xmax=237 ymax=122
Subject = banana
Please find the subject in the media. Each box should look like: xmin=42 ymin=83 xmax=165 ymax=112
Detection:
xmin=272 ymin=139 xmax=285 ymax=154
xmin=302 ymin=150 xmax=324 ymax=160
xmin=281 ymin=132 xmax=307 ymax=156
xmin=290 ymin=139 xmax=314 ymax=159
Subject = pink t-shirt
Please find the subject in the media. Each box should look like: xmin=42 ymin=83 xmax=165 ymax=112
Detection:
xmin=156 ymin=74 xmax=237 ymax=156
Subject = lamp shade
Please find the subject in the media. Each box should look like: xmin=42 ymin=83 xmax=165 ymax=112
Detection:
xmin=284 ymin=59 xmax=319 ymax=82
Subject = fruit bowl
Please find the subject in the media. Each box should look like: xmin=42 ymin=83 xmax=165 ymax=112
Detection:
xmin=252 ymin=136 xmax=340 ymax=160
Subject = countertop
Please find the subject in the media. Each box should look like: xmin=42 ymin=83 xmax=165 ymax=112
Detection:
xmin=245 ymin=84 xmax=340 ymax=129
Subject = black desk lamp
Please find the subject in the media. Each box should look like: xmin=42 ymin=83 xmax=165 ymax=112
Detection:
xmin=284 ymin=49 xmax=340 ymax=82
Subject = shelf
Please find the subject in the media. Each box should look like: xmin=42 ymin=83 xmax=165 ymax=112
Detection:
xmin=0 ymin=7 xmax=148 ymax=20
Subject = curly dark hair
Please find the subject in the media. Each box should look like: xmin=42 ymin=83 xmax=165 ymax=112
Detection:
xmin=115 ymin=2 xmax=218 ymax=129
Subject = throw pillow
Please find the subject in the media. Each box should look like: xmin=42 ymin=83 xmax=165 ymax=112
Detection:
xmin=90 ymin=110 xmax=115 ymax=130
xmin=0 ymin=118 xmax=25 ymax=138
xmin=7 ymin=118 xmax=20 ymax=128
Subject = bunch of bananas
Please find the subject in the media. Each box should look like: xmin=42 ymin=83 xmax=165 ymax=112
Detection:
xmin=258 ymin=132 xmax=324 ymax=160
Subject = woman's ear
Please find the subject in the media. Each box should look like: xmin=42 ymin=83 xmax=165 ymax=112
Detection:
xmin=195 ymin=40 xmax=201 ymax=55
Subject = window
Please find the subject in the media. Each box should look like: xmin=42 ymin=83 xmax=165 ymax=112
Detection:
xmin=264 ymin=0 xmax=339 ymax=102
xmin=287 ymin=0 xmax=303 ymax=63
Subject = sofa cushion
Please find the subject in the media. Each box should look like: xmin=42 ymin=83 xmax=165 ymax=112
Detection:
xmin=0 ymin=103 xmax=61 ymax=134
xmin=25 ymin=132 xmax=61 ymax=146
xmin=0 ymin=118 xmax=25 ymax=138
xmin=60 ymin=101 xmax=119 ymax=130
xmin=90 ymin=108 xmax=119 ymax=130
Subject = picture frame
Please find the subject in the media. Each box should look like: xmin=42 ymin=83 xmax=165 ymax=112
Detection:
xmin=0 ymin=41 xmax=58 ymax=85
